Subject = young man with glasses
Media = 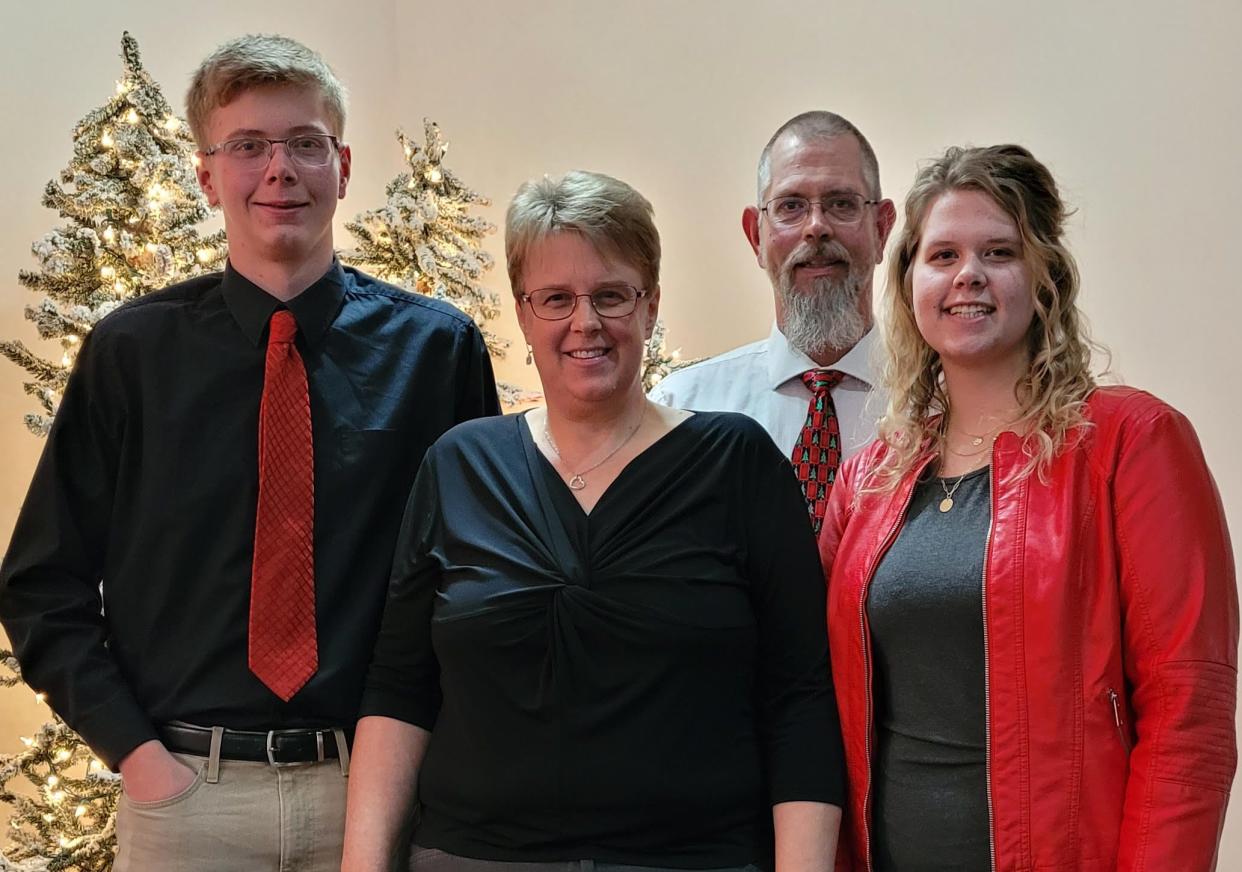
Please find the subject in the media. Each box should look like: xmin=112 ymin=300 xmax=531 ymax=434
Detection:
xmin=651 ymin=111 xmax=896 ymax=533
xmin=0 ymin=34 xmax=499 ymax=871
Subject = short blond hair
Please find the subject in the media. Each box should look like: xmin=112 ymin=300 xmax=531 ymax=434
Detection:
xmin=505 ymin=171 xmax=660 ymax=297
xmin=186 ymin=34 xmax=347 ymax=148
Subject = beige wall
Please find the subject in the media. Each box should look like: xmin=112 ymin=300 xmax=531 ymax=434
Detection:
xmin=2 ymin=0 xmax=1239 ymax=859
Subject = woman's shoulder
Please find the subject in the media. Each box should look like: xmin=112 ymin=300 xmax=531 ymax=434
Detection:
xmin=1083 ymin=385 xmax=1196 ymax=445
xmin=676 ymin=410 xmax=786 ymax=454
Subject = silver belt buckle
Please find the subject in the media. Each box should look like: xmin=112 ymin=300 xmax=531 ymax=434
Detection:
xmin=265 ymin=729 xmax=325 ymax=767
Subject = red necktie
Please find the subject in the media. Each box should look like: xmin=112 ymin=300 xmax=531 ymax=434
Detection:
xmin=249 ymin=310 xmax=317 ymax=701
xmin=792 ymin=369 xmax=845 ymax=535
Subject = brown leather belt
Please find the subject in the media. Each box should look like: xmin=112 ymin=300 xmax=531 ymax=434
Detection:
xmin=158 ymin=722 xmax=351 ymax=766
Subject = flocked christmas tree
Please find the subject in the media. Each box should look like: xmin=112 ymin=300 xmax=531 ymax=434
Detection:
xmin=0 ymin=652 xmax=118 ymax=872
xmin=344 ymin=121 xmax=513 ymax=345
xmin=0 ymin=31 xmax=226 ymax=436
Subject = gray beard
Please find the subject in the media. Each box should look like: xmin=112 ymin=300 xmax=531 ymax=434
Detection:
xmin=778 ymin=272 xmax=869 ymax=360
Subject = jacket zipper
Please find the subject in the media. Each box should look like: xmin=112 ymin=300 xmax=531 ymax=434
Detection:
xmin=856 ymin=462 xmax=926 ymax=872
xmin=1107 ymin=687 xmax=1132 ymax=752
xmin=982 ymin=462 xmax=997 ymax=872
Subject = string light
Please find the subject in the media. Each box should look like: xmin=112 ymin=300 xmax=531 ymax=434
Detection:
xmin=103 ymin=226 xmax=116 ymax=242
xmin=196 ymin=247 xmax=213 ymax=262
xmin=33 ymin=692 xmax=46 ymax=704
xmin=54 ymin=748 xmax=71 ymax=762
xmin=74 ymin=805 xmax=86 ymax=818
xmin=125 ymin=108 xmax=139 ymax=124
xmin=145 ymin=242 xmax=158 ymax=253
xmin=100 ymin=266 xmax=115 ymax=279
xmin=100 ymin=130 xmax=114 ymax=148
xmin=46 ymin=775 xmax=59 ymax=788
xmin=425 ymin=168 xmax=442 ymax=184
xmin=163 ymin=116 xmax=180 ymax=131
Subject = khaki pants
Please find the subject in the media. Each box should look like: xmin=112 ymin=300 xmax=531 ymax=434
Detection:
xmin=114 ymin=751 xmax=348 ymax=872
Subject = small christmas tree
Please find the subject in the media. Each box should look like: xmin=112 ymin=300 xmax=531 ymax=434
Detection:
xmin=345 ymin=121 xmax=506 ymax=357
xmin=0 ymin=31 xmax=226 ymax=436
xmin=0 ymin=652 xmax=118 ymax=872
xmin=643 ymin=320 xmax=694 ymax=393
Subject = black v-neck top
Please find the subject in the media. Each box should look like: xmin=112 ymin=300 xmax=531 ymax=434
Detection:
xmin=362 ymin=411 xmax=844 ymax=868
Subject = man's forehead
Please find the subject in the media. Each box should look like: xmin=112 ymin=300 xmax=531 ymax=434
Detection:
xmin=767 ymin=133 xmax=866 ymax=190
xmin=206 ymin=83 xmax=334 ymax=138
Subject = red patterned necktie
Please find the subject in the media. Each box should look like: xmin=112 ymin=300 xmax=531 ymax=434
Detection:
xmin=792 ymin=369 xmax=845 ymax=535
xmin=249 ymin=309 xmax=318 ymax=701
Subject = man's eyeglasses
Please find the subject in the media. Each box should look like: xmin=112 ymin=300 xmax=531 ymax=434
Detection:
xmin=522 ymin=285 xmax=647 ymax=321
xmin=760 ymin=193 xmax=879 ymax=228
xmin=202 ymin=134 xmax=341 ymax=168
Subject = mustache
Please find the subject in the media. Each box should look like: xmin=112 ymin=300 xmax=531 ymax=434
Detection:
xmin=782 ymin=239 xmax=853 ymax=272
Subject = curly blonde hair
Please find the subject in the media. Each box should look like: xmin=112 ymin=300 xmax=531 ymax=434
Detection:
xmin=870 ymin=144 xmax=1103 ymax=490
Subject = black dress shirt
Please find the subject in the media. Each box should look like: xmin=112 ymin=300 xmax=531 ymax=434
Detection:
xmin=0 ymin=261 xmax=500 ymax=769
xmin=362 ymin=412 xmax=844 ymax=868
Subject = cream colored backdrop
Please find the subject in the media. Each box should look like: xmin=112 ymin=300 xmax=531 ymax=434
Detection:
xmin=1 ymin=0 xmax=1239 ymax=860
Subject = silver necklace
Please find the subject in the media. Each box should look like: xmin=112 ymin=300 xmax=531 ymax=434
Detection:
xmin=938 ymin=472 xmax=969 ymax=513
xmin=543 ymin=405 xmax=647 ymax=491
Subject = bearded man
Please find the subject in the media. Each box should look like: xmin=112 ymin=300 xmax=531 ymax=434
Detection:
xmin=650 ymin=111 xmax=895 ymax=533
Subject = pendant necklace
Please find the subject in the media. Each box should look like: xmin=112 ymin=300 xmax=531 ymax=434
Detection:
xmin=544 ymin=404 xmax=647 ymax=491
xmin=938 ymin=471 xmax=969 ymax=513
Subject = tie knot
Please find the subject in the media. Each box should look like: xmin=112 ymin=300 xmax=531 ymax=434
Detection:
xmin=268 ymin=310 xmax=298 ymax=345
xmin=802 ymin=369 xmax=844 ymax=393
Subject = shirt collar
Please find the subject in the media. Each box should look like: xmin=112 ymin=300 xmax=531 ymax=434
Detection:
xmin=221 ymin=259 xmax=348 ymax=347
xmin=764 ymin=322 xmax=879 ymax=391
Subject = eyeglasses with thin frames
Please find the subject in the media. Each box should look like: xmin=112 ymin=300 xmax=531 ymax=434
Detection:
xmin=521 ymin=285 xmax=647 ymax=321
xmin=201 ymin=134 xmax=341 ymax=169
xmin=760 ymin=193 xmax=880 ymax=228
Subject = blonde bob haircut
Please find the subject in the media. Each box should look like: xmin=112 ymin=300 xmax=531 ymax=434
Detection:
xmin=186 ymin=34 xmax=347 ymax=149
xmin=871 ymin=143 xmax=1103 ymax=490
xmin=505 ymin=170 xmax=660 ymax=298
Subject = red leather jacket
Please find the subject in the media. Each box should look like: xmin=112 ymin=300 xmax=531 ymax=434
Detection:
xmin=820 ymin=387 xmax=1237 ymax=871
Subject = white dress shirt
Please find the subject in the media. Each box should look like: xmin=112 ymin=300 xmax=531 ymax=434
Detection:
xmin=649 ymin=324 xmax=884 ymax=462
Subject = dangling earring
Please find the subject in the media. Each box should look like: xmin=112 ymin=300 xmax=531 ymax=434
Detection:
xmin=525 ymin=345 xmax=533 ymax=365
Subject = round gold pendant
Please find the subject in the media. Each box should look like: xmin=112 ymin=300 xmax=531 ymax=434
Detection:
xmin=568 ymin=474 xmax=586 ymax=490
xmin=938 ymin=497 xmax=954 ymax=513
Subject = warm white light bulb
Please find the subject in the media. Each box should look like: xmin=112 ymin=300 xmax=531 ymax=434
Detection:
xmin=100 ymin=131 xmax=114 ymax=148
xmin=125 ymin=109 xmax=139 ymax=124
xmin=103 ymin=227 xmax=116 ymax=242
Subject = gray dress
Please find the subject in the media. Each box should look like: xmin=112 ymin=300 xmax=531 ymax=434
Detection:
xmin=867 ymin=465 xmax=992 ymax=872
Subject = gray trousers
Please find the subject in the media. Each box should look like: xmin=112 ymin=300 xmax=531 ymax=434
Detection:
xmin=114 ymin=749 xmax=349 ymax=872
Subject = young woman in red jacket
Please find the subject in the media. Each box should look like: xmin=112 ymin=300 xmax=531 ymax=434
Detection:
xmin=820 ymin=143 xmax=1237 ymax=871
